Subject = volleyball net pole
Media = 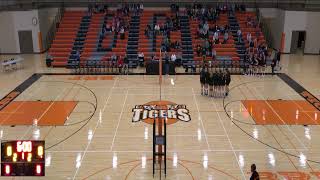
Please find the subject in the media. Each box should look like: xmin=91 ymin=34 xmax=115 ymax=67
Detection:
xmin=159 ymin=49 xmax=162 ymax=101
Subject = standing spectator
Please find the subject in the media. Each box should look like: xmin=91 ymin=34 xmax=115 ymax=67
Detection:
xmin=171 ymin=53 xmax=177 ymax=63
xmin=123 ymin=54 xmax=129 ymax=74
xmin=250 ymin=164 xmax=260 ymax=180
xmin=276 ymin=49 xmax=281 ymax=67
xmin=117 ymin=56 xmax=123 ymax=73
xmin=138 ymin=52 xmax=144 ymax=66
xmin=271 ymin=58 xmax=276 ymax=75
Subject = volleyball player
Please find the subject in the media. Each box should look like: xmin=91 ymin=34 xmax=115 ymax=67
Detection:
xmin=217 ymin=70 xmax=223 ymax=97
xmin=208 ymin=71 xmax=214 ymax=97
xmin=225 ymin=69 xmax=231 ymax=96
xmin=204 ymin=68 xmax=210 ymax=96
xmin=200 ymin=67 xmax=206 ymax=95
xmin=213 ymin=71 xmax=218 ymax=97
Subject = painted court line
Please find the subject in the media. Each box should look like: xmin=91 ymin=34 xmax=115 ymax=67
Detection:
xmin=211 ymin=98 xmax=246 ymax=179
xmin=191 ymin=88 xmax=211 ymax=150
xmin=72 ymin=78 xmax=117 ymax=179
xmin=110 ymin=89 xmax=129 ymax=151
xmin=250 ymin=86 xmax=308 ymax=150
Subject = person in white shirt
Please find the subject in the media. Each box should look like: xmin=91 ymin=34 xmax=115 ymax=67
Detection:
xmin=138 ymin=52 xmax=144 ymax=66
xmin=171 ymin=53 xmax=177 ymax=62
xmin=154 ymin=24 xmax=160 ymax=35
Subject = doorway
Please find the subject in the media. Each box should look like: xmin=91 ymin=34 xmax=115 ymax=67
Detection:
xmin=18 ymin=30 xmax=34 ymax=53
xmin=290 ymin=31 xmax=306 ymax=54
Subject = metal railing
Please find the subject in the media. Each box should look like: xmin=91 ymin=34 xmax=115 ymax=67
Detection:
xmin=43 ymin=7 xmax=65 ymax=52
xmin=1 ymin=0 xmax=320 ymax=11
xmin=255 ymin=7 xmax=274 ymax=48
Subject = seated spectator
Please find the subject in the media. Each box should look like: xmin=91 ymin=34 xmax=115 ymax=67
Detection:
xmin=247 ymin=32 xmax=252 ymax=42
xmin=249 ymin=40 xmax=255 ymax=53
xmin=204 ymin=40 xmax=210 ymax=50
xmin=214 ymin=31 xmax=219 ymax=42
xmin=202 ymin=45 xmax=207 ymax=56
xmin=152 ymin=54 xmax=158 ymax=61
xmin=220 ymin=26 xmax=225 ymax=34
xmin=144 ymin=28 xmax=149 ymax=37
xmin=174 ymin=41 xmax=180 ymax=49
xmin=111 ymin=53 xmax=117 ymax=62
xmin=154 ymin=24 xmax=160 ymax=35
xmin=75 ymin=50 xmax=81 ymax=61
xmin=171 ymin=53 xmax=177 ymax=62
xmin=223 ymin=32 xmax=229 ymax=44
xmin=224 ymin=24 xmax=230 ymax=33
xmin=211 ymin=48 xmax=217 ymax=59
xmin=120 ymin=27 xmax=125 ymax=39
xmin=247 ymin=17 xmax=252 ymax=27
xmin=237 ymin=29 xmax=242 ymax=42
xmin=105 ymin=24 xmax=111 ymax=32
xmin=215 ymin=37 xmax=220 ymax=44
xmin=196 ymin=44 xmax=201 ymax=57
xmin=46 ymin=53 xmax=53 ymax=67
xmin=138 ymin=52 xmax=144 ymax=66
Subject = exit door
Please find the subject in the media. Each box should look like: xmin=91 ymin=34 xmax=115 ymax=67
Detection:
xmin=18 ymin=30 xmax=34 ymax=53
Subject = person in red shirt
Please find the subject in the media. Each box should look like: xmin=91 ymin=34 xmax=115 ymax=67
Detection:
xmin=117 ymin=56 xmax=123 ymax=74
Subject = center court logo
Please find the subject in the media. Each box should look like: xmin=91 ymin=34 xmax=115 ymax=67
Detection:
xmin=132 ymin=100 xmax=191 ymax=125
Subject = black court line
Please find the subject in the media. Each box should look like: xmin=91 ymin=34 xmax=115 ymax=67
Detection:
xmin=277 ymin=73 xmax=320 ymax=111
xmin=0 ymin=73 xmax=42 ymax=111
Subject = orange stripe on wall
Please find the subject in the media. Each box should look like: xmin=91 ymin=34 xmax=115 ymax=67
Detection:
xmin=38 ymin=32 xmax=43 ymax=52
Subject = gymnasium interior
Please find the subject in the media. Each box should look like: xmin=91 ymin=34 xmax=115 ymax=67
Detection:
xmin=0 ymin=0 xmax=320 ymax=179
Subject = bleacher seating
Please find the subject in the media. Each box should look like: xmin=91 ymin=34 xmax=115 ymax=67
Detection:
xmin=50 ymin=11 xmax=86 ymax=67
xmin=48 ymin=8 xmax=267 ymax=71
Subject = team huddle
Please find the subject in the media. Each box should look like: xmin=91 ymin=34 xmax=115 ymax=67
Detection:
xmin=200 ymin=68 xmax=231 ymax=97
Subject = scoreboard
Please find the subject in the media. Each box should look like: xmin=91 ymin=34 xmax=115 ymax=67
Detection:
xmin=1 ymin=140 xmax=45 ymax=176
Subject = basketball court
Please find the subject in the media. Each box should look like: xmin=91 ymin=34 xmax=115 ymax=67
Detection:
xmin=0 ymin=53 xmax=319 ymax=180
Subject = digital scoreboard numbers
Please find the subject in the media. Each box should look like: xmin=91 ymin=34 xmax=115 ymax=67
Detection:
xmin=1 ymin=141 xmax=45 ymax=176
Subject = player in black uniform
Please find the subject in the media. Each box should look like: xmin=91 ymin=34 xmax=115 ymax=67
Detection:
xmin=200 ymin=67 xmax=206 ymax=95
xmin=208 ymin=71 xmax=214 ymax=97
xmin=217 ymin=71 xmax=222 ymax=97
xmin=221 ymin=70 xmax=226 ymax=97
xmin=225 ymin=69 xmax=231 ymax=96
xmin=204 ymin=68 xmax=210 ymax=96
xmin=213 ymin=71 xmax=218 ymax=97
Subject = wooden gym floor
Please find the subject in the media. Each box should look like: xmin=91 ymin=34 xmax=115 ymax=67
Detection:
xmin=0 ymin=53 xmax=319 ymax=179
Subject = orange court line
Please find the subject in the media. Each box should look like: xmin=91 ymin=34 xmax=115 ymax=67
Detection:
xmin=242 ymin=100 xmax=319 ymax=125
xmin=0 ymin=101 xmax=77 ymax=126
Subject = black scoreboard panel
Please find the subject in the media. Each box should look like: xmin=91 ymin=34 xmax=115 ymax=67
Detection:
xmin=1 ymin=140 xmax=45 ymax=176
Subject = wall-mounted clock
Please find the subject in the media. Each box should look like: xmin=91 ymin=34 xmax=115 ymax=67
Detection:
xmin=32 ymin=17 xmax=38 ymax=26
